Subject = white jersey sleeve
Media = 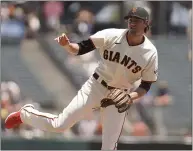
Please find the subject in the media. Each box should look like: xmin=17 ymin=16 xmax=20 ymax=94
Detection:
xmin=90 ymin=29 xmax=123 ymax=49
xmin=90 ymin=30 xmax=106 ymax=48
xmin=141 ymin=52 xmax=158 ymax=82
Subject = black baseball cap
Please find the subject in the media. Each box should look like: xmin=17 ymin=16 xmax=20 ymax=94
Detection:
xmin=124 ymin=7 xmax=149 ymax=21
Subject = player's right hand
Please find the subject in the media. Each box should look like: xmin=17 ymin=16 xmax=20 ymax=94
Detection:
xmin=54 ymin=33 xmax=70 ymax=46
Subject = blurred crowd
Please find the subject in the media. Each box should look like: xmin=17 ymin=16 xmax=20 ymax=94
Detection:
xmin=1 ymin=1 xmax=191 ymax=59
xmin=1 ymin=81 xmax=43 ymax=138
xmin=1 ymin=1 xmax=192 ymax=141
xmin=1 ymin=1 xmax=192 ymax=37
xmin=1 ymin=2 xmax=40 ymax=39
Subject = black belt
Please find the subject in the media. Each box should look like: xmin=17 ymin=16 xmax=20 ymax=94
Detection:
xmin=93 ymin=72 xmax=127 ymax=91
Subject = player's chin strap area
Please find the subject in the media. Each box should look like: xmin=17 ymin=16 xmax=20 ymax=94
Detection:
xmin=93 ymin=72 xmax=127 ymax=91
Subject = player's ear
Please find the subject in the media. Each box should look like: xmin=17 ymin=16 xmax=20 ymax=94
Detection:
xmin=144 ymin=20 xmax=149 ymax=26
xmin=143 ymin=20 xmax=149 ymax=31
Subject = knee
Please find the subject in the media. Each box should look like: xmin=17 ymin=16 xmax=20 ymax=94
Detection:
xmin=50 ymin=114 xmax=72 ymax=132
xmin=50 ymin=116 xmax=65 ymax=132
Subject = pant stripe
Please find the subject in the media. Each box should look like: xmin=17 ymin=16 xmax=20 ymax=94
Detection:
xmin=113 ymin=112 xmax=127 ymax=150
xmin=23 ymin=108 xmax=58 ymax=120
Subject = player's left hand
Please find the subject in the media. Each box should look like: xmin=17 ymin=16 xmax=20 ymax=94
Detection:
xmin=54 ymin=33 xmax=70 ymax=46
xmin=101 ymin=89 xmax=133 ymax=113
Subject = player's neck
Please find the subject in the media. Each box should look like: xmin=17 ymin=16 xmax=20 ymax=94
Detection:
xmin=127 ymin=32 xmax=145 ymax=46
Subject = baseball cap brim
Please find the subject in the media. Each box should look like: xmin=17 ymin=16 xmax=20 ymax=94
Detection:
xmin=124 ymin=15 xmax=146 ymax=20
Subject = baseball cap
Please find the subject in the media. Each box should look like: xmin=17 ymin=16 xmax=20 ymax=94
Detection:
xmin=124 ymin=7 xmax=149 ymax=21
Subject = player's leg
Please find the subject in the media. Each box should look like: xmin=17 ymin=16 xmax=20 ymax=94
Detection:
xmin=5 ymin=77 xmax=106 ymax=132
xmin=101 ymin=106 xmax=127 ymax=150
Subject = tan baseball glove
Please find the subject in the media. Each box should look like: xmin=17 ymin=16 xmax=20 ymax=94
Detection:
xmin=100 ymin=89 xmax=133 ymax=113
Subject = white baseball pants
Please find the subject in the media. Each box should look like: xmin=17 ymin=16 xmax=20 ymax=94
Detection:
xmin=20 ymin=76 xmax=126 ymax=150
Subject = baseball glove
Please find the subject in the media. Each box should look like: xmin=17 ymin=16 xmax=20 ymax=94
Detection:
xmin=101 ymin=89 xmax=133 ymax=113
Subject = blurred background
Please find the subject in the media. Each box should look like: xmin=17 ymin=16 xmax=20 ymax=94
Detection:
xmin=1 ymin=1 xmax=192 ymax=150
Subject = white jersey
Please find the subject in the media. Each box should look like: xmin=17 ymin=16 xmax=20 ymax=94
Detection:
xmin=90 ymin=28 xmax=158 ymax=90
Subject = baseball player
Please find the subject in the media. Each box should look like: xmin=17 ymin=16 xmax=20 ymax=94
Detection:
xmin=5 ymin=7 xmax=158 ymax=150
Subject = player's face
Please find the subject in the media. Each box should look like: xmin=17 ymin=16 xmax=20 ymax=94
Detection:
xmin=127 ymin=17 xmax=147 ymax=35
